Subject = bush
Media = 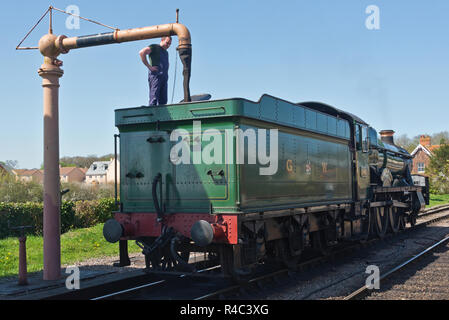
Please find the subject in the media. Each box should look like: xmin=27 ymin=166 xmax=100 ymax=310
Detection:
xmin=0 ymin=202 xmax=43 ymax=238
xmin=0 ymin=174 xmax=117 ymax=203
xmin=93 ymin=198 xmax=117 ymax=223
xmin=0 ymin=174 xmax=43 ymax=203
xmin=0 ymin=198 xmax=118 ymax=239
xmin=61 ymin=200 xmax=75 ymax=233
xmin=61 ymin=182 xmax=117 ymax=201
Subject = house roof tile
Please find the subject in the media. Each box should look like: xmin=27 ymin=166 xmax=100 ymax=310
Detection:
xmin=13 ymin=169 xmax=42 ymax=176
xmin=429 ymin=145 xmax=440 ymax=152
xmin=86 ymin=161 xmax=110 ymax=176
xmin=60 ymin=167 xmax=77 ymax=175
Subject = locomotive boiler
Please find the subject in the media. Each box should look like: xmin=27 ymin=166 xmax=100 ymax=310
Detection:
xmin=103 ymin=94 xmax=428 ymax=276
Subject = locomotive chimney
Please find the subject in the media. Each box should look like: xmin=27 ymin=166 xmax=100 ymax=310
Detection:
xmin=379 ymin=130 xmax=395 ymax=145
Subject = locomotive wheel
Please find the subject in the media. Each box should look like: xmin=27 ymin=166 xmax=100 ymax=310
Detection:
xmin=389 ymin=207 xmax=404 ymax=233
xmin=145 ymin=246 xmax=190 ymax=271
xmin=374 ymin=207 xmax=389 ymax=238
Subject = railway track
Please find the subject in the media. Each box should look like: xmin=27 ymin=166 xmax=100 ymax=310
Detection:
xmin=46 ymin=204 xmax=449 ymax=300
xmin=195 ymin=204 xmax=449 ymax=300
xmin=91 ymin=265 xmax=223 ymax=300
xmin=344 ymin=235 xmax=449 ymax=300
xmin=418 ymin=204 xmax=449 ymax=218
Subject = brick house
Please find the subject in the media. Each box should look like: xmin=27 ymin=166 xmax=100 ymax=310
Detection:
xmin=12 ymin=167 xmax=87 ymax=184
xmin=12 ymin=169 xmax=44 ymax=183
xmin=410 ymin=135 xmax=440 ymax=175
xmin=59 ymin=167 xmax=87 ymax=183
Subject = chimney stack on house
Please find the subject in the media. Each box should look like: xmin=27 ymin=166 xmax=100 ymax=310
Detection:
xmin=420 ymin=135 xmax=431 ymax=147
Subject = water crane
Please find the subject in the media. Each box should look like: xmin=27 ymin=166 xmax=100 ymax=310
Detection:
xmin=17 ymin=7 xmax=192 ymax=280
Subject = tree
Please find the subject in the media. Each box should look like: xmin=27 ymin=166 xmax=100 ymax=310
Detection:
xmin=39 ymin=154 xmax=116 ymax=170
xmin=59 ymin=162 xmax=76 ymax=168
xmin=431 ymin=131 xmax=449 ymax=146
xmin=427 ymin=144 xmax=449 ymax=194
xmin=394 ymin=132 xmax=449 ymax=154
xmin=57 ymin=154 xmax=115 ymax=168
xmin=394 ymin=134 xmax=419 ymax=153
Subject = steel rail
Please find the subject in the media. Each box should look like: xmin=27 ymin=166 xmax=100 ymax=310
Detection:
xmin=418 ymin=204 xmax=449 ymax=218
xmin=90 ymin=265 xmax=221 ymax=300
xmin=344 ymin=235 xmax=449 ymax=300
xmin=91 ymin=280 xmax=166 ymax=300
xmin=194 ymin=266 xmax=302 ymax=301
xmin=194 ymin=207 xmax=449 ymax=300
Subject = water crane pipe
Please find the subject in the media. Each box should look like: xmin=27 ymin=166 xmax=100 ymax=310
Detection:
xmin=39 ymin=22 xmax=192 ymax=103
xmin=37 ymin=21 xmax=192 ymax=280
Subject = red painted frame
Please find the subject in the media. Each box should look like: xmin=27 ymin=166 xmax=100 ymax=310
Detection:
xmin=114 ymin=212 xmax=238 ymax=245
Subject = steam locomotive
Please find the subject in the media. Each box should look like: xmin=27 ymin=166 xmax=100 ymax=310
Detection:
xmin=103 ymin=94 xmax=428 ymax=276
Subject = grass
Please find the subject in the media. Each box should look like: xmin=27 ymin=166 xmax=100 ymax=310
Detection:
xmin=0 ymin=223 xmax=141 ymax=278
xmin=429 ymin=193 xmax=449 ymax=208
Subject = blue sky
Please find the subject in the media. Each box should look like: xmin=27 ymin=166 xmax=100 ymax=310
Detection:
xmin=1 ymin=0 xmax=448 ymax=169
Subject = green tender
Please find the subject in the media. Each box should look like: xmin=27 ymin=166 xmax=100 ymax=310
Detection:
xmin=115 ymin=94 xmax=353 ymax=214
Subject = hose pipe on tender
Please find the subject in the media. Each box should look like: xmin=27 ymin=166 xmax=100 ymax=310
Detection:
xmin=152 ymin=173 xmax=163 ymax=221
xmin=170 ymin=235 xmax=196 ymax=272
xmin=177 ymin=46 xmax=192 ymax=102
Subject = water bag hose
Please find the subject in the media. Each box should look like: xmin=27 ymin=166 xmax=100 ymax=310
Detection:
xmin=152 ymin=173 xmax=163 ymax=221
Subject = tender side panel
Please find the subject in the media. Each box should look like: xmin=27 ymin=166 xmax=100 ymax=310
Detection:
xmin=238 ymin=122 xmax=353 ymax=211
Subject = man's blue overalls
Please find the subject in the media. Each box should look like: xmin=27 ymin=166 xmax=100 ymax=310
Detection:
xmin=148 ymin=45 xmax=169 ymax=106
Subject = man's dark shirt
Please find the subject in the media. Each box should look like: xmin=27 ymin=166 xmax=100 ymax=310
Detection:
xmin=148 ymin=44 xmax=169 ymax=77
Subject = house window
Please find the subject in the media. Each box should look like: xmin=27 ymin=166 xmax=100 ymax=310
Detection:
xmin=417 ymin=162 xmax=425 ymax=173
